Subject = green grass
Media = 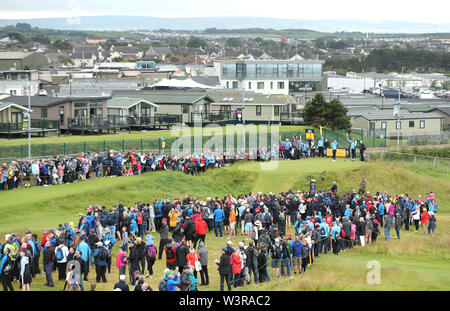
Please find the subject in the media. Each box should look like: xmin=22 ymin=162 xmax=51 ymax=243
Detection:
xmin=0 ymin=125 xmax=306 ymax=147
xmin=0 ymin=159 xmax=449 ymax=291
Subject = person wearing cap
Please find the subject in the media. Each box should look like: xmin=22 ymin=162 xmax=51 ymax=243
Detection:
xmin=160 ymin=269 xmax=181 ymax=291
xmin=93 ymin=242 xmax=107 ymax=283
xmin=181 ymin=265 xmax=198 ymax=291
xmin=421 ymin=207 xmax=431 ymax=236
xmin=215 ymin=247 xmax=232 ymax=291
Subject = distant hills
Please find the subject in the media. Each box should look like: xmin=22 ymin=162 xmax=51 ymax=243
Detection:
xmin=0 ymin=15 xmax=449 ymax=33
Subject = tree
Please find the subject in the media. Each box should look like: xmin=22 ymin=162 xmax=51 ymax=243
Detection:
xmin=33 ymin=34 xmax=51 ymax=45
xmin=225 ymin=37 xmax=242 ymax=48
xmin=51 ymin=39 xmax=72 ymax=50
xmin=187 ymin=36 xmax=206 ymax=48
xmin=303 ymin=93 xmax=351 ymax=130
xmin=442 ymin=81 xmax=450 ymax=90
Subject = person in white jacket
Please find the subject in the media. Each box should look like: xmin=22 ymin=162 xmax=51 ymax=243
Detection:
xmin=55 ymin=243 xmax=69 ymax=281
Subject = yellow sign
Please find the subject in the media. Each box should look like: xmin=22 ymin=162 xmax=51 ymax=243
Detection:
xmin=305 ymin=129 xmax=315 ymax=140
xmin=162 ymin=141 xmax=166 ymax=149
xmin=326 ymin=148 xmax=347 ymax=157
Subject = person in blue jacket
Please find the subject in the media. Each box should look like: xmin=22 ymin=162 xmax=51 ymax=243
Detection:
xmin=76 ymin=238 xmax=92 ymax=282
xmin=291 ymin=236 xmax=303 ymax=274
xmin=331 ymin=140 xmax=339 ymax=161
xmin=347 ymin=137 xmax=356 ymax=161
xmin=93 ymin=242 xmax=108 ymax=283
xmin=161 ymin=269 xmax=181 ymax=291
xmin=318 ymin=221 xmax=330 ymax=254
xmin=330 ymin=222 xmax=341 ymax=255
xmin=213 ymin=205 xmax=225 ymax=238
xmin=317 ymin=136 xmax=325 ymax=157
xmin=102 ymin=228 xmax=116 ymax=274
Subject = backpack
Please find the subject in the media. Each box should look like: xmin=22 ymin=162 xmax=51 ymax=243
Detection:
xmin=320 ymin=226 xmax=326 ymax=236
xmin=99 ymin=248 xmax=108 ymax=261
xmin=147 ymin=245 xmax=156 ymax=258
xmin=159 ymin=280 xmax=168 ymax=291
xmin=56 ymin=247 xmax=64 ymax=261
xmin=264 ymin=212 xmax=271 ymax=223
xmin=279 ymin=211 xmax=285 ymax=221
xmin=136 ymin=212 xmax=143 ymax=225
xmin=166 ymin=246 xmax=175 ymax=260
xmin=121 ymin=254 xmax=128 ymax=265
xmin=273 ymin=245 xmax=282 ymax=259
xmin=107 ymin=214 xmax=115 ymax=226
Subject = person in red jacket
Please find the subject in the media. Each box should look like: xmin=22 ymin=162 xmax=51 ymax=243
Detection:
xmin=421 ymin=208 xmax=430 ymax=236
xmin=192 ymin=213 xmax=208 ymax=249
xmin=231 ymin=248 xmax=242 ymax=288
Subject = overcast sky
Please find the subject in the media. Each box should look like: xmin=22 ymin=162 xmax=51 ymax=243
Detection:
xmin=1 ymin=0 xmax=449 ymax=24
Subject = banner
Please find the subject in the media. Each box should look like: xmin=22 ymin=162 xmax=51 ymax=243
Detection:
xmin=236 ymin=108 xmax=243 ymax=124
xmin=305 ymin=129 xmax=315 ymax=140
xmin=326 ymin=148 xmax=348 ymax=157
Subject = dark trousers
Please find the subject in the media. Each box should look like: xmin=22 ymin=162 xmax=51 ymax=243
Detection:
xmin=332 ymin=239 xmax=339 ymax=254
xmin=57 ymin=262 xmax=67 ymax=280
xmin=83 ymin=260 xmax=89 ymax=281
xmin=95 ymin=265 xmax=107 ymax=283
xmin=319 ymin=238 xmax=329 ymax=254
xmin=1 ymin=274 xmax=13 ymax=291
xmin=332 ymin=150 xmax=337 ymax=160
xmin=193 ymin=235 xmax=205 ymax=249
xmin=220 ymin=274 xmax=231 ymax=291
xmin=32 ymin=255 xmax=40 ymax=276
xmin=247 ymin=262 xmax=259 ymax=284
xmin=44 ymin=262 xmax=54 ymax=286
xmin=199 ymin=265 xmax=209 ymax=285
xmin=301 ymin=257 xmax=308 ymax=272
xmin=146 ymin=257 xmax=156 ymax=275
xmin=138 ymin=258 xmax=145 ymax=274
xmin=318 ymin=147 xmax=324 ymax=157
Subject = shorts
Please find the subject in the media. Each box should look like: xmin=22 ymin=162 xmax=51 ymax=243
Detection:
xmin=230 ymin=222 xmax=236 ymax=230
xmin=244 ymin=223 xmax=253 ymax=232
xmin=224 ymin=218 xmax=230 ymax=226
xmin=271 ymin=259 xmax=281 ymax=268
xmin=293 ymin=257 xmax=302 ymax=267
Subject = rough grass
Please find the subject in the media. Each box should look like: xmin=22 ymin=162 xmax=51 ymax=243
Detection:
xmin=0 ymin=159 xmax=449 ymax=291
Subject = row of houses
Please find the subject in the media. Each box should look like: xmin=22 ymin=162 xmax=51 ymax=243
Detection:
xmin=0 ymin=89 xmax=300 ymax=137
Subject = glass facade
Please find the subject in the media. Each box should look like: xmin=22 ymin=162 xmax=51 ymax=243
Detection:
xmin=222 ymin=62 xmax=322 ymax=79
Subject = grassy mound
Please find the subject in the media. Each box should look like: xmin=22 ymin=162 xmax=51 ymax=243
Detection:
xmin=0 ymin=159 xmax=448 ymax=291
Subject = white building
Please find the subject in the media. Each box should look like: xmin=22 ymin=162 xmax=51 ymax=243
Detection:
xmin=214 ymin=59 xmax=324 ymax=95
xmin=0 ymin=70 xmax=39 ymax=96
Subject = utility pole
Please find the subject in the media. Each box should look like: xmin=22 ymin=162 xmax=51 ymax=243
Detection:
xmin=28 ymin=76 xmax=31 ymax=161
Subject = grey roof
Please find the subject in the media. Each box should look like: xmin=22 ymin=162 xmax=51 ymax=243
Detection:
xmin=107 ymin=97 xmax=157 ymax=109
xmin=112 ymin=46 xmax=142 ymax=54
xmin=206 ymin=90 xmax=292 ymax=106
xmin=112 ymin=91 xmax=213 ymax=105
xmin=349 ymin=109 xmax=444 ymax=121
xmin=57 ymin=79 xmax=140 ymax=97
xmin=0 ymin=52 xmax=33 ymax=60
xmin=429 ymin=107 xmax=450 ymax=116
xmin=172 ymin=75 xmax=221 ymax=87
xmin=70 ymin=52 xmax=96 ymax=59
xmin=145 ymin=46 xmax=171 ymax=56
xmin=0 ymin=95 xmax=111 ymax=108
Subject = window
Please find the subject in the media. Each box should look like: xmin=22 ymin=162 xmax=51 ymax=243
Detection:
xmin=270 ymin=82 xmax=273 ymax=89
xmin=74 ymin=102 xmax=87 ymax=108
xmin=274 ymin=106 xmax=280 ymax=116
xmin=420 ymin=120 xmax=425 ymax=129
xmin=369 ymin=122 xmax=375 ymax=130
xmin=232 ymin=81 xmax=238 ymax=89
xmin=248 ymin=82 xmax=251 ymax=90
xmin=381 ymin=122 xmax=387 ymax=130
xmin=396 ymin=121 xmax=401 ymax=130
xmin=226 ymin=81 xmax=229 ymax=88
xmin=277 ymin=82 xmax=285 ymax=89
xmin=256 ymin=105 xmax=262 ymax=116
xmin=409 ymin=121 xmax=415 ymax=128
xmin=257 ymin=82 xmax=264 ymax=90
xmin=181 ymin=105 xmax=189 ymax=113
xmin=41 ymin=108 xmax=47 ymax=119
xmin=59 ymin=106 xmax=64 ymax=125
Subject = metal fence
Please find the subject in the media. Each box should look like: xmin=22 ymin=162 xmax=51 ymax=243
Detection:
xmin=367 ymin=151 xmax=450 ymax=172
xmin=385 ymin=132 xmax=450 ymax=147
xmin=0 ymin=127 xmax=393 ymax=162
